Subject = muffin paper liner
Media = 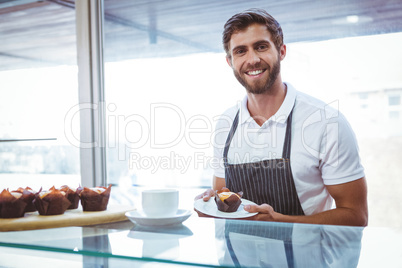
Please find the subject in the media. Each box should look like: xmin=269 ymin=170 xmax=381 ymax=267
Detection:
xmin=12 ymin=187 xmax=38 ymax=213
xmin=80 ymin=184 xmax=112 ymax=212
xmin=60 ymin=185 xmax=83 ymax=209
xmin=34 ymin=188 xmax=71 ymax=216
xmin=0 ymin=189 xmax=28 ymax=218
xmin=214 ymin=188 xmax=243 ymax=213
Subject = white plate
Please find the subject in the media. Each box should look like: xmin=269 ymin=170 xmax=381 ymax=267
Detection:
xmin=125 ymin=209 xmax=192 ymax=226
xmin=194 ymin=198 xmax=258 ymax=219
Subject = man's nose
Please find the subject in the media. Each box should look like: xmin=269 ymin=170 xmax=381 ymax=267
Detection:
xmin=246 ymin=50 xmax=261 ymax=65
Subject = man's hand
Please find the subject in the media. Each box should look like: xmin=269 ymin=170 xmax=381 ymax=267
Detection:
xmin=243 ymin=178 xmax=368 ymax=226
xmin=243 ymin=204 xmax=279 ymax=221
xmin=194 ymin=189 xmax=215 ymax=201
xmin=194 ymin=189 xmax=216 ymax=218
xmin=194 ymin=176 xmax=225 ymax=202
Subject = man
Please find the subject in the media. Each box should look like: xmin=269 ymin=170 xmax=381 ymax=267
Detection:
xmin=195 ymin=8 xmax=368 ymax=226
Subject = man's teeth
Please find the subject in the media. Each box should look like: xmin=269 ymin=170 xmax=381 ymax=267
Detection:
xmin=247 ymin=70 xmax=263 ymax=75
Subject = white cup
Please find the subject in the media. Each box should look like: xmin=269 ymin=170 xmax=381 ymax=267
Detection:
xmin=141 ymin=189 xmax=179 ymax=218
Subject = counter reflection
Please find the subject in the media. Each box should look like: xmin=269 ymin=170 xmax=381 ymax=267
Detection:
xmin=216 ymin=220 xmax=363 ymax=268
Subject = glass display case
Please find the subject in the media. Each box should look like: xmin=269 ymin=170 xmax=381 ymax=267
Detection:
xmin=1 ymin=213 xmax=402 ymax=268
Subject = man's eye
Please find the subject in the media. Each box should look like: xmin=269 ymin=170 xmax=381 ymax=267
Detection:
xmin=257 ymin=45 xmax=268 ymax=51
xmin=235 ymin=49 xmax=245 ymax=55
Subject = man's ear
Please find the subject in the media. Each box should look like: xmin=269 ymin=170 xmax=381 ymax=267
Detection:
xmin=279 ymin=44 xmax=286 ymax=61
xmin=226 ymin=56 xmax=232 ymax=67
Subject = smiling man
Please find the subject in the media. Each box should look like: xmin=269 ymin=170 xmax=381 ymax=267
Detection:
xmin=195 ymin=8 xmax=368 ymax=226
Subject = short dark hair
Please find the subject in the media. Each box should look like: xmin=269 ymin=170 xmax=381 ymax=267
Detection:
xmin=222 ymin=8 xmax=284 ymax=58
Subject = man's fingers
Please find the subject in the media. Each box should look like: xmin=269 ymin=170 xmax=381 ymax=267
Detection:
xmin=195 ymin=189 xmax=215 ymax=201
xmin=203 ymin=195 xmax=211 ymax=201
xmin=202 ymin=189 xmax=215 ymax=201
xmin=243 ymin=204 xmax=259 ymax=213
xmin=244 ymin=204 xmax=272 ymax=213
xmin=194 ymin=193 xmax=203 ymax=201
xmin=202 ymin=191 xmax=210 ymax=201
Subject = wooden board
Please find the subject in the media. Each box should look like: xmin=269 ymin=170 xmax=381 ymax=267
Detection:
xmin=0 ymin=205 xmax=135 ymax=232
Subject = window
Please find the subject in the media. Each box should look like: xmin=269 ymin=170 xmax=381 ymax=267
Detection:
xmin=388 ymin=95 xmax=401 ymax=106
xmin=0 ymin=1 xmax=80 ymax=191
xmin=1 ymin=0 xmax=401 ymax=228
xmin=360 ymin=104 xmax=368 ymax=109
xmin=358 ymin=93 xmax=369 ymax=100
xmin=389 ymin=111 xmax=400 ymax=120
xmin=102 ymin=1 xmax=402 ymax=227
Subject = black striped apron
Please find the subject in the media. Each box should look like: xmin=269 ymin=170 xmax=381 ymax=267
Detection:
xmin=223 ymin=109 xmax=304 ymax=216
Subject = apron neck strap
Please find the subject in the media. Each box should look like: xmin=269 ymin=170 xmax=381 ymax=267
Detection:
xmin=282 ymin=109 xmax=293 ymax=159
xmin=223 ymin=110 xmax=240 ymax=165
xmin=223 ymin=107 xmax=294 ymax=162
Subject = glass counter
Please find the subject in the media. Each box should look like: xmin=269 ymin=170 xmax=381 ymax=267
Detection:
xmin=1 ymin=213 xmax=402 ymax=268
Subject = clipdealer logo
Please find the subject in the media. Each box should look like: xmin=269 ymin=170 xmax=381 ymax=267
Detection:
xmin=63 ymin=100 xmax=341 ymax=172
xmin=64 ymin=102 xmax=220 ymax=158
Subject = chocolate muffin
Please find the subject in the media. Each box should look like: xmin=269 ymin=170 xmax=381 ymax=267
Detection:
xmin=12 ymin=187 xmax=38 ymax=213
xmin=33 ymin=187 xmax=71 ymax=216
xmin=80 ymin=184 xmax=112 ymax=211
xmin=0 ymin=189 xmax=27 ymax=218
xmin=59 ymin=185 xmax=83 ymax=209
xmin=214 ymin=187 xmax=243 ymax=213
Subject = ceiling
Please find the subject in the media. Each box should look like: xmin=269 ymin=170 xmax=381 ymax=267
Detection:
xmin=1 ymin=0 xmax=402 ymax=71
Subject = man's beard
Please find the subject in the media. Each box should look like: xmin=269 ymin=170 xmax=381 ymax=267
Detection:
xmin=233 ymin=56 xmax=281 ymax=95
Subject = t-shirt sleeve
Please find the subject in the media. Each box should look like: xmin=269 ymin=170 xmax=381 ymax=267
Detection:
xmin=319 ymin=113 xmax=365 ymax=185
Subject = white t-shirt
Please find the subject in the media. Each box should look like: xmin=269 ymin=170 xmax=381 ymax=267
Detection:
xmin=212 ymin=83 xmax=365 ymax=215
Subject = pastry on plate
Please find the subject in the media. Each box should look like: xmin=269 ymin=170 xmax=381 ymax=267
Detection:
xmin=214 ymin=187 xmax=243 ymax=213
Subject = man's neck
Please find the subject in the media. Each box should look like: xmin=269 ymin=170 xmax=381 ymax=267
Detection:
xmin=246 ymin=80 xmax=287 ymax=126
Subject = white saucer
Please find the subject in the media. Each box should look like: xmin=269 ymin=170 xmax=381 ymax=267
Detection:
xmin=194 ymin=198 xmax=258 ymax=219
xmin=125 ymin=209 xmax=192 ymax=226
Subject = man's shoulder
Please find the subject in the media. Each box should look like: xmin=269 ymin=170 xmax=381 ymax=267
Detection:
xmin=215 ymin=101 xmax=241 ymax=128
xmin=220 ymin=104 xmax=239 ymax=118
xmin=294 ymin=90 xmax=340 ymax=120
xmin=295 ymin=90 xmax=327 ymax=110
xmin=286 ymin=83 xmax=328 ymax=113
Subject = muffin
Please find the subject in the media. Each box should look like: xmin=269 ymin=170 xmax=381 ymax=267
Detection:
xmin=0 ymin=189 xmax=27 ymax=218
xmin=80 ymin=184 xmax=112 ymax=211
xmin=59 ymin=185 xmax=83 ymax=209
xmin=12 ymin=187 xmax=38 ymax=213
xmin=214 ymin=187 xmax=243 ymax=212
xmin=33 ymin=187 xmax=71 ymax=216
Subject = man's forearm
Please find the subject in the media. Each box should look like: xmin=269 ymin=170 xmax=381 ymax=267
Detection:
xmin=274 ymin=207 xmax=368 ymax=226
